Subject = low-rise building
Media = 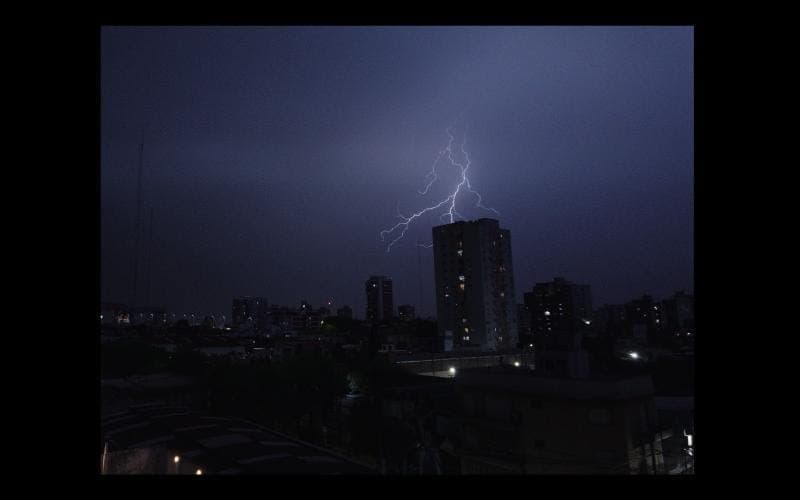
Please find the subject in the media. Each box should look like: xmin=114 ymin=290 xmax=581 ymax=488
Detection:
xmin=454 ymin=366 xmax=664 ymax=474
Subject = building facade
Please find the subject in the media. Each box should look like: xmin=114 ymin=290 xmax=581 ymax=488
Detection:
xmin=337 ymin=305 xmax=353 ymax=319
xmin=624 ymin=295 xmax=662 ymax=343
xmin=660 ymin=291 xmax=694 ymax=337
xmin=365 ymin=276 xmax=394 ymax=323
xmin=432 ymin=218 xmax=518 ymax=352
xmin=455 ymin=367 xmax=664 ymax=474
xmin=524 ymin=278 xmax=593 ymax=379
xmin=232 ymin=297 xmax=268 ymax=331
xmin=398 ymin=304 xmax=416 ymax=322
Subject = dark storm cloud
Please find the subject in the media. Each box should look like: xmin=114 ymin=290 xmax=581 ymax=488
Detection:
xmin=101 ymin=26 xmax=693 ymax=316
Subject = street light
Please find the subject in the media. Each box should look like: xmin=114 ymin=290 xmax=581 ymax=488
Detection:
xmin=629 ymin=351 xmax=639 ymax=360
xmin=448 ymin=366 xmax=456 ymax=377
xmin=173 ymin=455 xmax=180 ymax=474
xmin=513 ymin=361 xmax=520 ymax=367
xmin=195 ymin=469 xmax=203 ymax=475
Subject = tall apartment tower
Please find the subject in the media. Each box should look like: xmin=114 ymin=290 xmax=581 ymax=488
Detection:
xmin=365 ymin=275 xmax=394 ymax=323
xmin=432 ymin=218 xmax=518 ymax=351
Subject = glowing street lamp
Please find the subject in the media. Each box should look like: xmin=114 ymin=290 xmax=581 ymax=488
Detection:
xmin=629 ymin=351 xmax=639 ymax=360
xmin=513 ymin=361 xmax=521 ymax=367
xmin=173 ymin=455 xmax=180 ymax=474
xmin=195 ymin=469 xmax=203 ymax=475
xmin=448 ymin=366 xmax=456 ymax=377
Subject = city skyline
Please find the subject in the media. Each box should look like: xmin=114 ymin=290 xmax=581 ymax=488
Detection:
xmin=101 ymin=27 xmax=693 ymax=318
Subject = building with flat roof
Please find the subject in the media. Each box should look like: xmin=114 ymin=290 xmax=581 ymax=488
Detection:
xmin=454 ymin=366 xmax=663 ymax=474
xmin=432 ymin=219 xmax=517 ymax=352
xmin=524 ymin=277 xmax=592 ymax=378
xmin=365 ymin=276 xmax=394 ymax=323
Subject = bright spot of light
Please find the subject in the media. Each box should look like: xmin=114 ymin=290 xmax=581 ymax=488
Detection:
xmin=629 ymin=352 xmax=639 ymax=360
xmin=448 ymin=366 xmax=456 ymax=375
xmin=195 ymin=469 xmax=203 ymax=475
xmin=513 ymin=361 xmax=520 ymax=367
xmin=544 ymin=311 xmax=551 ymax=316
xmin=173 ymin=455 xmax=180 ymax=464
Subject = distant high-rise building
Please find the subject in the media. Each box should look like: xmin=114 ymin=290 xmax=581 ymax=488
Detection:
xmin=432 ymin=218 xmax=517 ymax=351
xmin=524 ymin=277 xmax=592 ymax=378
xmin=232 ymin=297 xmax=268 ymax=330
xmin=517 ymin=303 xmax=532 ymax=346
xmin=624 ymin=295 xmax=662 ymax=342
xmin=593 ymin=304 xmax=627 ymax=338
xmin=337 ymin=305 xmax=353 ymax=319
xmin=398 ymin=304 xmax=416 ymax=322
xmin=365 ymin=276 xmax=394 ymax=323
xmin=661 ymin=291 xmax=694 ymax=336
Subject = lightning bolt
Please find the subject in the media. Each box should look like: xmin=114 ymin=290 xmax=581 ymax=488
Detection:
xmin=380 ymin=126 xmax=499 ymax=252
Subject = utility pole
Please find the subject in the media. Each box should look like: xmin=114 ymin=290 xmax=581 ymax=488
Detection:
xmin=144 ymin=207 xmax=154 ymax=308
xmin=417 ymin=240 xmax=424 ymax=318
xmin=650 ymin=432 xmax=658 ymax=474
xmin=131 ymin=128 xmax=145 ymax=308
xmin=101 ymin=440 xmax=108 ymax=474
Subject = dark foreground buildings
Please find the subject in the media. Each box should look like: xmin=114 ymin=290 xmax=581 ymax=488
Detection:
xmin=524 ymin=277 xmax=593 ymax=378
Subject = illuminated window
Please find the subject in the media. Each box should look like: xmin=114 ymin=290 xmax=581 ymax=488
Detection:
xmin=544 ymin=311 xmax=551 ymax=316
xmin=457 ymin=249 xmax=463 ymax=257
xmin=464 ymin=327 xmax=469 ymax=332
xmin=459 ymin=275 xmax=465 ymax=282
xmin=459 ymin=284 xmax=465 ymax=291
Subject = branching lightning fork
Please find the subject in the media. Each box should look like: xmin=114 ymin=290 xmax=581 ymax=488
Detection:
xmin=380 ymin=126 xmax=499 ymax=252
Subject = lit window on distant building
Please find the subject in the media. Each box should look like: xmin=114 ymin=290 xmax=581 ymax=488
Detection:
xmin=459 ymin=275 xmax=465 ymax=282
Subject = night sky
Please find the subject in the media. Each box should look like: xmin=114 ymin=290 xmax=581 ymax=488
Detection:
xmin=101 ymin=26 xmax=693 ymax=319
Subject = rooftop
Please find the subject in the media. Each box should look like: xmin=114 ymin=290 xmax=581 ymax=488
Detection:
xmin=101 ymin=403 xmax=375 ymax=475
xmin=455 ymin=366 xmax=655 ymax=401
